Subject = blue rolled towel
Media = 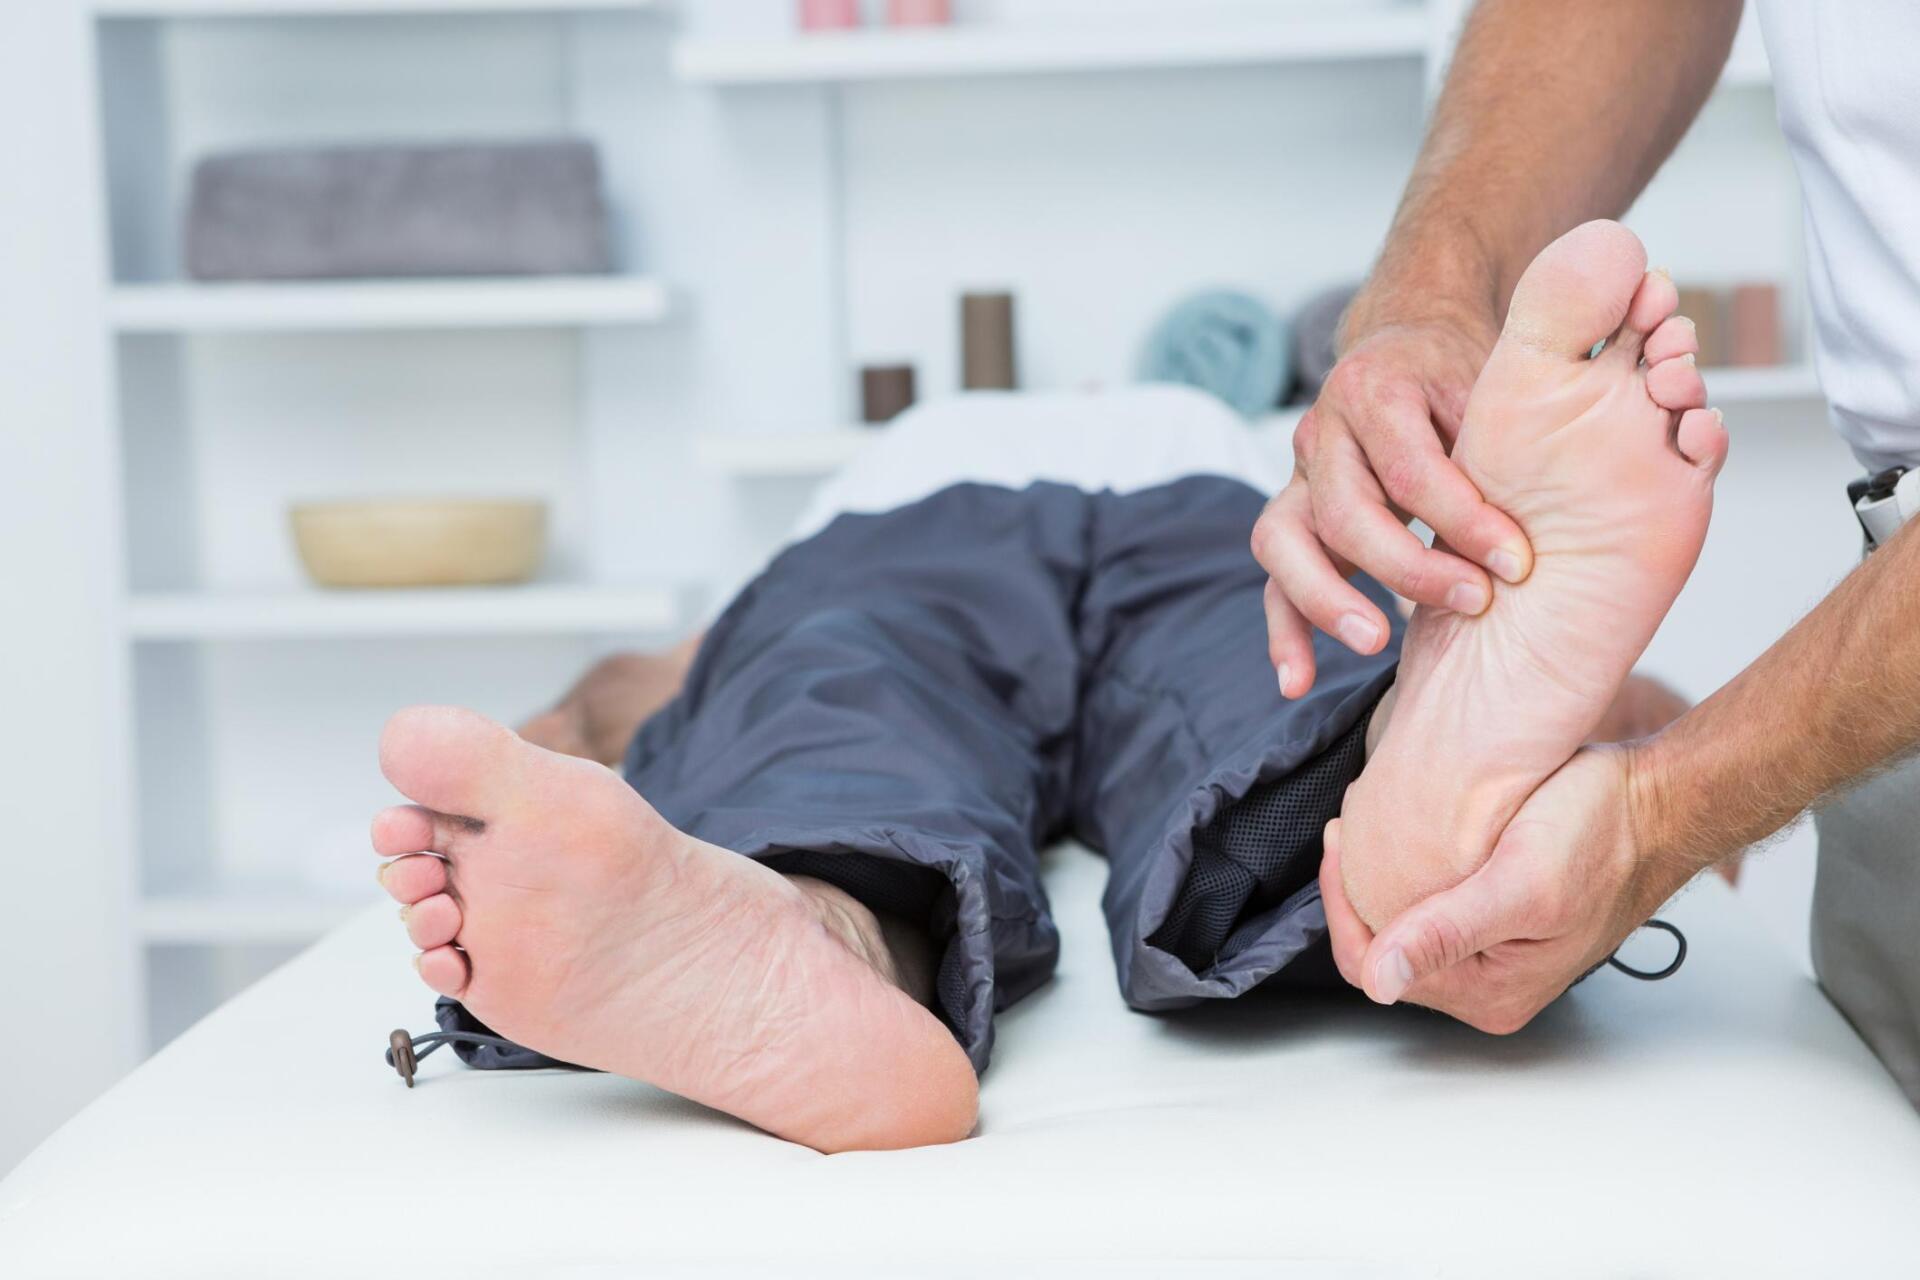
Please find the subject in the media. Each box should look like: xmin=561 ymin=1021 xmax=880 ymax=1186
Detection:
xmin=1137 ymin=290 xmax=1292 ymax=419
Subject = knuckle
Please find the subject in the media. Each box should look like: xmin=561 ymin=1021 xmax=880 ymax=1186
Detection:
xmin=1376 ymin=450 xmax=1426 ymax=508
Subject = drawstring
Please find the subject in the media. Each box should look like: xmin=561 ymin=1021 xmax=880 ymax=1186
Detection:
xmin=1604 ymin=917 xmax=1687 ymax=982
xmin=386 ymin=1028 xmax=523 ymax=1088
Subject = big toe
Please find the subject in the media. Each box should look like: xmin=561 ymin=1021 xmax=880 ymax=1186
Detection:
xmin=1501 ymin=220 xmax=1650 ymax=359
xmin=379 ymin=705 xmax=521 ymax=818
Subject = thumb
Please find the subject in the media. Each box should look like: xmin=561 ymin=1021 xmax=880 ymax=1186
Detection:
xmin=1360 ymin=862 xmax=1518 ymax=1005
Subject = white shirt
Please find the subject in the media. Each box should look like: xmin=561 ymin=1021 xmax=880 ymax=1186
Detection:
xmin=1757 ymin=1 xmax=1920 ymax=472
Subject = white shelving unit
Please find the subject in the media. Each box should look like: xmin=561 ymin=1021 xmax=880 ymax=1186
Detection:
xmin=108 ymin=276 xmax=674 ymax=334
xmin=89 ymin=0 xmax=695 ymax=1052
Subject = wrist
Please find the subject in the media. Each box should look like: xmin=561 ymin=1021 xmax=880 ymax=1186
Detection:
xmin=1342 ymin=220 xmax=1505 ymax=358
xmin=1620 ymin=734 xmax=1711 ymax=915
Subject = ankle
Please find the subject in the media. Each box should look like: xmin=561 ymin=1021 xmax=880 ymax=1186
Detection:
xmin=787 ymin=876 xmax=934 ymax=1006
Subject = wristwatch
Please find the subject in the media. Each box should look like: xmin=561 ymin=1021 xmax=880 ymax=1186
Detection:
xmin=1849 ymin=465 xmax=1920 ymax=551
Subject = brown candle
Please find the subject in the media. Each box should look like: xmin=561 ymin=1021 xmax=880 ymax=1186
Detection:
xmin=861 ymin=363 xmax=917 ymax=424
xmin=961 ymin=291 xmax=1018 ymax=391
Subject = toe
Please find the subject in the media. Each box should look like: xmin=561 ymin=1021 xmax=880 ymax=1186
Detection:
xmin=415 ymin=946 xmax=470 ymax=999
xmin=371 ymin=804 xmax=438 ymax=856
xmin=403 ymin=892 xmax=462 ymax=949
xmin=377 ymin=853 xmax=448 ymax=905
xmin=1675 ymin=407 xmax=1729 ymax=474
xmin=1646 ymin=354 xmax=1707 ymax=412
xmin=1606 ymin=267 xmax=1679 ymax=360
xmin=1641 ymin=314 xmax=1699 ymax=366
xmin=379 ymin=705 xmax=519 ymax=819
xmin=1502 ymin=220 xmax=1649 ymax=359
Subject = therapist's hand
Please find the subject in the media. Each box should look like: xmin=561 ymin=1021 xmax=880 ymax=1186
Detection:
xmin=1320 ymin=746 xmax=1695 ymax=1033
xmin=1252 ymin=312 xmax=1534 ymax=699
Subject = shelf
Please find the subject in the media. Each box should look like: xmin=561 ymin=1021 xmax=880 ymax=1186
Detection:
xmin=93 ymin=0 xmax=666 ymax=16
xmin=139 ymin=889 xmax=374 ymax=945
xmin=126 ymin=584 xmax=684 ymax=640
xmin=696 ymin=408 xmax=1307 ymax=481
xmin=107 ymin=277 xmax=673 ymax=335
xmin=1702 ymin=364 xmax=1821 ymax=401
xmin=674 ymin=9 xmax=1429 ymax=85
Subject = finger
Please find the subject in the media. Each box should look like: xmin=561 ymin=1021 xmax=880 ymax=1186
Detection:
xmin=1347 ymin=401 xmax=1533 ymax=587
xmin=1263 ymin=579 xmax=1317 ymax=698
xmin=1641 ymin=314 xmax=1698 ymax=365
xmin=1645 ymin=353 xmax=1706 ymax=413
xmin=415 ymin=945 xmax=470 ymax=999
xmin=1318 ymin=819 xmax=1373 ymax=988
xmin=1674 ymin=406 xmax=1729 ymax=475
xmin=402 ymin=893 xmax=462 ymax=950
xmin=1360 ymin=860 xmax=1521 ymax=1004
xmin=377 ymin=853 xmax=448 ymax=905
xmin=1254 ymin=499 xmax=1392 ymax=657
xmin=1312 ymin=436 xmax=1494 ymax=616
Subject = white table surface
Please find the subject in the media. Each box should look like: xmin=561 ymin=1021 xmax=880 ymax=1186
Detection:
xmin=4 ymin=844 xmax=1918 ymax=1278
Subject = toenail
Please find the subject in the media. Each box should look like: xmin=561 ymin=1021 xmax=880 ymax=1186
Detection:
xmin=1336 ymin=614 xmax=1381 ymax=652
xmin=1710 ymin=407 xmax=1724 ymax=423
xmin=1445 ymin=582 xmax=1489 ymax=615
xmin=1487 ymin=548 xmax=1526 ymax=583
xmin=399 ymin=904 xmax=411 ymax=923
xmin=1651 ymin=265 xmax=1671 ymax=282
xmin=1678 ymin=316 xmax=1696 ymax=330
xmin=376 ymin=861 xmax=391 ymax=887
xmin=1276 ymin=664 xmax=1292 ymax=697
xmin=1681 ymin=352 xmax=1696 ymax=366
xmin=411 ymin=952 xmax=424 ymax=974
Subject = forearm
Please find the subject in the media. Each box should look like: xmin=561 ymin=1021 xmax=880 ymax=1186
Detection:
xmin=1345 ymin=0 xmax=1743 ymax=351
xmin=1629 ymin=518 xmax=1920 ymax=902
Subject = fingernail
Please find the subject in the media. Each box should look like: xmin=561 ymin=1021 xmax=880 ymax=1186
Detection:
xmin=1444 ymin=581 xmax=1489 ymax=615
xmin=412 ymin=952 xmax=424 ymax=974
xmin=1372 ymin=949 xmax=1414 ymax=1005
xmin=1487 ymin=547 xmax=1525 ymax=583
xmin=1336 ymin=613 xmax=1381 ymax=652
xmin=1276 ymin=664 xmax=1292 ymax=698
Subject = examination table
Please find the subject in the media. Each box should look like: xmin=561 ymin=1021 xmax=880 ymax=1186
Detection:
xmin=4 ymin=844 xmax=1919 ymax=1277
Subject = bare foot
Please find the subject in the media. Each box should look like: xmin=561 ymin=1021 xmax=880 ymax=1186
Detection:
xmin=518 ymin=635 xmax=703 ymax=768
xmin=370 ymin=705 xmax=976 ymax=1152
xmin=1339 ymin=221 xmax=1728 ymax=929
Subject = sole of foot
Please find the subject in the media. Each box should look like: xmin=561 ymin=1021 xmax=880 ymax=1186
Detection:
xmin=370 ymin=704 xmax=977 ymax=1152
xmin=1338 ymin=220 xmax=1727 ymax=930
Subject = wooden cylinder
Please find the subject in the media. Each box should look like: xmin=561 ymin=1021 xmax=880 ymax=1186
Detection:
xmin=861 ymin=363 xmax=917 ymax=423
xmin=961 ymin=291 xmax=1017 ymax=391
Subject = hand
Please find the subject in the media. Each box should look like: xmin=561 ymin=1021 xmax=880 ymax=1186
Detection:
xmin=1252 ymin=315 xmax=1532 ymax=699
xmin=1320 ymin=746 xmax=1690 ymax=1034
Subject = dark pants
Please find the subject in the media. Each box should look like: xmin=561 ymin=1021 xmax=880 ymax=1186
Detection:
xmin=442 ymin=477 xmax=1401 ymax=1073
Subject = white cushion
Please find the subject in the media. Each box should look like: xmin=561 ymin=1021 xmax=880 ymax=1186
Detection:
xmin=4 ymin=845 xmax=1918 ymax=1275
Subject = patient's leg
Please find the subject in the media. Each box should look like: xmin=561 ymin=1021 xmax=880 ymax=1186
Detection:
xmin=1338 ymin=221 xmax=1728 ymax=929
xmin=518 ymin=634 xmax=703 ymax=768
xmin=372 ymin=705 xmax=970 ymax=1153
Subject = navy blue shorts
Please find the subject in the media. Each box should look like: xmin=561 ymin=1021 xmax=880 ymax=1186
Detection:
xmin=441 ymin=477 xmax=1401 ymax=1073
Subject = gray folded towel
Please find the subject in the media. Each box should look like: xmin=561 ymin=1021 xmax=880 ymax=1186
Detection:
xmin=185 ymin=138 xmax=614 ymax=281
